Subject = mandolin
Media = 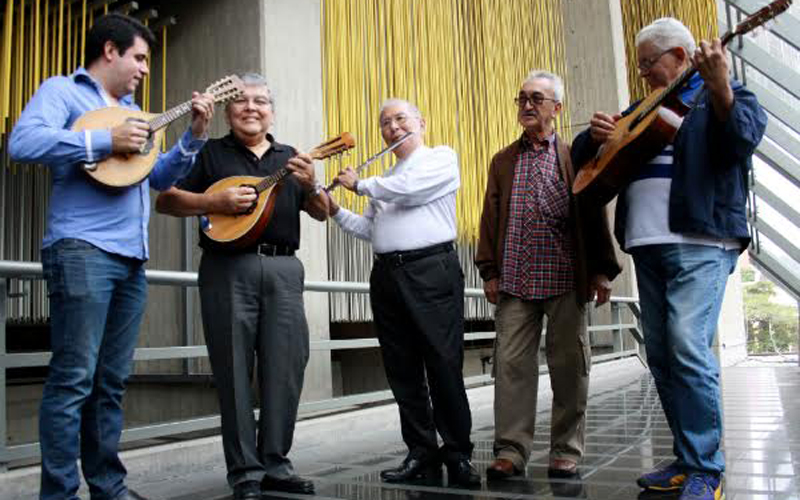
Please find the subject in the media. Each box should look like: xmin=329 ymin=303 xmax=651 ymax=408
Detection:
xmin=72 ymin=75 xmax=244 ymax=188
xmin=572 ymin=0 xmax=792 ymax=206
xmin=201 ymin=132 xmax=355 ymax=247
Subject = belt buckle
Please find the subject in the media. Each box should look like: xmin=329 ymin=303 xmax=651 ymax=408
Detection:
xmin=257 ymin=244 xmax=277 ymax=256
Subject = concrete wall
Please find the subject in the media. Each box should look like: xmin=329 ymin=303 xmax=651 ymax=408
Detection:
xmin=143 ymin=0 xmax=332 ymax=401
xmin=260 ymin=0 xmax=332 ymax=401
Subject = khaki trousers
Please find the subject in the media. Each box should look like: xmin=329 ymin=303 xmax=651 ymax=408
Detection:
xmin=492 ymin=291 xmax=591 ymax=469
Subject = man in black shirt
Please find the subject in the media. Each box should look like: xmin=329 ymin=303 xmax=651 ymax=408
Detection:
xmin=156 ymin=73 xmax=328 ymax=500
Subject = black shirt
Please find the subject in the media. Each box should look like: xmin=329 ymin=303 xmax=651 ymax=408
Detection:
xmin=177 ymin=132 xmax=307 ymax=251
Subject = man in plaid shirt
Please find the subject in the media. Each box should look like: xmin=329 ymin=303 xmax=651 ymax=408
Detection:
xmin=475 ymin=70 xmax=621 ymax=481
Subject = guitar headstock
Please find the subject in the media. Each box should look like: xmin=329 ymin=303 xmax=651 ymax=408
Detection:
xmin=310 ymin=132 xmax=356 ymax=160
xmin=205 ymin=75 xmax=245 ymax=104
xmin=728 ymin=0 xmax=792 ymax=40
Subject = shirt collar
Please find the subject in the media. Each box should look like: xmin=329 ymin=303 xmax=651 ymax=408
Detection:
xmin=71 ymin=67 xmax=134 ymax=106
xmin=520 ymin=131 xmax=555 ymax=150
xmin=223 ymin=131 xmax=286 ymax=153
xmin=679 ymin=72 xmax=704 ymax=105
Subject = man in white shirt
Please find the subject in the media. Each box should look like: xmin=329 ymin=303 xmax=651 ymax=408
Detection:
xmin=329 ymin=99 xmax=479 ymax=487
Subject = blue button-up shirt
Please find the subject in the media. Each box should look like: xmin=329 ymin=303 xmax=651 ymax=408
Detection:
xmin=9 ymin=68 xmax=205 ymax=261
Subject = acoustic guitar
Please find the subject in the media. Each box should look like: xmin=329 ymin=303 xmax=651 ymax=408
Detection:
xmin=201 ymin=133 xmax=355 ymax=248
xmin=72 ymin=75 xmax=245 ymax=188
xmin=572 ymin=0 xmax=792 ymax=206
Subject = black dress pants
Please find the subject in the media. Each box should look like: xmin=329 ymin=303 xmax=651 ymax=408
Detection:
xmin=369 ymin=245 xmax=474 ymax=463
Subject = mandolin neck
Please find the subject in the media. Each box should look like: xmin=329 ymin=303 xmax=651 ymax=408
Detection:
xmin=252 ymin=149 xmax=328 ymax=193
xmin=147 ymin=100 xmax=194 ymax=131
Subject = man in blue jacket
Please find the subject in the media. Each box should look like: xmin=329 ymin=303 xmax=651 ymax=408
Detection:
xmin=572 ymin=17 xmax=766 ymax=500
xmin=10 ymin=13 xmax=214 ymax=500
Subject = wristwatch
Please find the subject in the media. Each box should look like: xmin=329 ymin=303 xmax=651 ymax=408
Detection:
xmin=309 ymin=181 xmax=324 ymax=197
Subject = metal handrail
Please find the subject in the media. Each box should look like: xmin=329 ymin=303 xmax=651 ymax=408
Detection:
xmin=0 ymin=259 xmax=642 ymax=466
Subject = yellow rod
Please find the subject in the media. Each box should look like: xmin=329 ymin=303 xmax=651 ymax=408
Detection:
xmin=33 ymin=0 xmax=40 ymax=88
xmin=80 ymin=0 xmax=86 ymax=67
xmin=57 ymin=0 xmax=64 ymax=74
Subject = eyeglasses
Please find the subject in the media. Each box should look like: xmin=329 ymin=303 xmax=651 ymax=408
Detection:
xmin=637 ymin=49 xmax=673 ymax=72
xmin=514 ymin=93 xmax=558 ymax=107
xmin=231 ymin=96 xmax=272 ymax=107
xmin=380 ymin=113 xmax=413 ymax=129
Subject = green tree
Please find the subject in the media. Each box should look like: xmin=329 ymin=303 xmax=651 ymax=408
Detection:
xmin=743 ymin=280 xmax=798 ymax=354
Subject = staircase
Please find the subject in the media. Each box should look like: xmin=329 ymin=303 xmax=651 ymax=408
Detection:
xmin=720 ymin=0 xmax=800 ymax=300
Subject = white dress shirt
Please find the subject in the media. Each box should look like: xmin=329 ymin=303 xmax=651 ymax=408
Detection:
xmin=332 ymin=145 xmax=459 ymax=254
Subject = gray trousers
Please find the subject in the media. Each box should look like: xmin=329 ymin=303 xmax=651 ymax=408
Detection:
xmin=198 ymin=252 xmax=310 ymax=486
xmin=492 ymin=291 xmax=590 ymax=470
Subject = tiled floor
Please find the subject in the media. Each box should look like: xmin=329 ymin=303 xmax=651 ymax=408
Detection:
xmin=162 ymin=363 xmax=800 ymax=500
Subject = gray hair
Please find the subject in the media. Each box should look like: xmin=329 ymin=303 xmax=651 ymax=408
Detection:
xmin=636 ymin=17 xmax=696 ymax=56
xmin=522 ymin=70 xmax=564 ymax=102
xmin=226 ymin=72 xmax=273 ymax=113
xmin=379 ymin=98 xmax=422 ymax=120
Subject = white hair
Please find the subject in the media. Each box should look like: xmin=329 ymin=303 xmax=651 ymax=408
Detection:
xmin=636 ymin=17 xmax=697 ymax=56
xmin=226 ymin=72 xmax=273 ymax=113
xmin=379 ymin=98 xmax=422 ymax=119
xmin=522 ymin=70 xmax=564 ymax=102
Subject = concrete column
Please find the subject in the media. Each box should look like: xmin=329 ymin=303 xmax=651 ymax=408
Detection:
xmin=561 ymin=0 xmax=636 ymax=335
xmin=260 ymin=0 xmax=332 ymax=402
xmin=715 ymin=257 xmax=749 ymax=366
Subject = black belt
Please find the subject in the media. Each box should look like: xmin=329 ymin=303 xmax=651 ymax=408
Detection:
xmin=216 ymin=243 xmax=295 ymax=257
xmin=374 ymin=242 xmax=453 ymax=267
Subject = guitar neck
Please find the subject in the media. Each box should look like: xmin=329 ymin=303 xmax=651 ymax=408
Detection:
xmin=634 ymin=33 xmax=735 ymax=126
xmin=147 ymin=100 xmax=194 ymax=131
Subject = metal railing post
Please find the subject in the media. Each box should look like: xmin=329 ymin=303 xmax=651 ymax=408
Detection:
xmin=0 ymin=278 xmax=9 ymax=471
xmin=612 ymin=301 xmax=623 ymax=355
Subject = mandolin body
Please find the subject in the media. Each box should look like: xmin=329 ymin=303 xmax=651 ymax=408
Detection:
xmin=202 ymin=176 xmax=281 ymax=247
xmin=71 ymin=106 xmax=166 ymax=188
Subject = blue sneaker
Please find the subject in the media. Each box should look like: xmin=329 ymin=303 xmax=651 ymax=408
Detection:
xmin=679 ymin=473 xmax=724 ymax=500
xmin=637 ymin=463 xmax=687 ymax=491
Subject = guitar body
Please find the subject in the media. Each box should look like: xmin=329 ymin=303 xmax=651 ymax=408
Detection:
xmin=203 ymin=176 xmax=282 ymax=248
xmin=71 ymin=107 xmax=166 ymax=188
xmin=573 ymin=88 xmax=685 ymax=206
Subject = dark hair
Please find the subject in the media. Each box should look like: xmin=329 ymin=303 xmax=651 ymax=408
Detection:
xmin=85 ymin=13 xmax=156 ymax=66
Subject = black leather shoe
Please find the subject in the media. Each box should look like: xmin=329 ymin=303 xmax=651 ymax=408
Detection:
xmin=380 ymin=456 xmax=442 ymax=483
xmin=446 ymin=459 xmax=481 ymax=487
xmin=233 ymin=480 xmax=261 ymax=500
xmin=261 ymin=474 xmax=315 ymax=494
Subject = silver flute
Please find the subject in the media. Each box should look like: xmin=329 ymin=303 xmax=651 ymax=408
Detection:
xmin=325 ymin=131 xmax=414 ymax=192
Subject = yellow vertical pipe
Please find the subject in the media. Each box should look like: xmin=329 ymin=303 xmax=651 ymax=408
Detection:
xmin=65 ymin=0 xmax=71 ymax=72
xmin=57 ymin=0 xmax=63 ymax=75
xmin=0 ymin=0 xmax=14 ymax=135
xmin=33 ymin=0 xmax=40 ymax=89
xmin=161 ymin=25 xmax=167 ymax=151
xmin=80 ymin=0 xmax=86 ymax=67
xmin=42 ymin=0 xmax=49 ymax=80
xmin=15 ymin=0 xmax=25 ymax=124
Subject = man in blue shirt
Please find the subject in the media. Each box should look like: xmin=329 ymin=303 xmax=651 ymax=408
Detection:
xmin=9 ymin=13 xmax=214 ymax=500
xmin=572 ymin=17 xmax=766 ymax=500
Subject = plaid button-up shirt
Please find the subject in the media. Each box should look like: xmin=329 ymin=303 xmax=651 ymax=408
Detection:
xmin=500 ymin=133 xmax=575 ymax=300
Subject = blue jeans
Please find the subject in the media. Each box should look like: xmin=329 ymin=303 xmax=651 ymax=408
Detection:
xmin=39 ymin=239 xmax=147 ymax=500
xmin=632 ymin=244 xmax=738 ymax=474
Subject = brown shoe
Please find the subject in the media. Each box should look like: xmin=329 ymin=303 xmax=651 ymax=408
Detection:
xmin=548 ymin=458 xmax=578 ymax=478
xmin=486 ymin=458 xmax=520 ymax=480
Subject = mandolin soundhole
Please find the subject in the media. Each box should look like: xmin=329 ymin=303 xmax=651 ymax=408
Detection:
xmin=240 ymin=184 xmax=259 ymax=215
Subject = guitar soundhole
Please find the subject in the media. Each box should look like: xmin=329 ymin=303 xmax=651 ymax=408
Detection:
xmin=241 ymin=183 xmax=259 ymax=215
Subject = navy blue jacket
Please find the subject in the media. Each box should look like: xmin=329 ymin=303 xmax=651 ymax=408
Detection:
xmin=571 ymin=79 xmax=767 ymax=253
